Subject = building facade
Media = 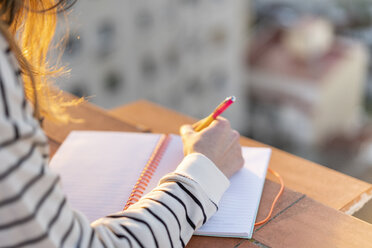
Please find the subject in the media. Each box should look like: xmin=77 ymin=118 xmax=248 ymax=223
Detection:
xmin=53 ymin=0 xmax=250 ymax=131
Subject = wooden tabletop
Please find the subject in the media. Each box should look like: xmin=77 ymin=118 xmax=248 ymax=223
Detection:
xmin=109 ymin=100 xmax=372 ymax=214
xmin=44 ymin=97 xmax=372 ymax=247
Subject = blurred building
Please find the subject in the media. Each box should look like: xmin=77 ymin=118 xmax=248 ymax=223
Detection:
xmin=248 ymin=18 xmax=369 ymax=157
xmin=53 ymin=0 xmax=250 ymax=131
xmin=251 ymin=0 xmax=372 ymax=223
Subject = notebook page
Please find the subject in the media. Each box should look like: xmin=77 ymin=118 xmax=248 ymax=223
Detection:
xmin=50 ymin=131 xmax=162 ymax=222
xmin=51 ymin=131 xmax=271 ymax=239
xmin=142 ymin=135 xmax=185 ymax=195
xmin=195 ymin=147 xmax=271 ymax=238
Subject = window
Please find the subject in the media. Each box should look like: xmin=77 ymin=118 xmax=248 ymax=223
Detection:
xmin=103 ymin=71 xmax=124 ymax=93
xmin=97 ymin=21 xmax=116 ymax=58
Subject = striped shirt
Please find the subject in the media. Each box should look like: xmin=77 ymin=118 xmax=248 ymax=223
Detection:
xmin=0 ymin=34 xmax=230 ymax=248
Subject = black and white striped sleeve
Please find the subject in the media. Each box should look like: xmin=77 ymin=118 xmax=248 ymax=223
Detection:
xmin=0 ymin=40 xmax=230 ymax=248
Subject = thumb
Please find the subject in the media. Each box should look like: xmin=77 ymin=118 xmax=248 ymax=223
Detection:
xmin=180 ymin=124 xmax=195 ymax=137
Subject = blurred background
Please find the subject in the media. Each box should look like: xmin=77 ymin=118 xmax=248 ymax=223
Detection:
xmin=52 ymin=0 xmax=372 ymax=223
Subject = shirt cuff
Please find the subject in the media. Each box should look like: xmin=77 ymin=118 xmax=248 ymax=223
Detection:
xmin=174 ymin=153 xmax=230 ymax=204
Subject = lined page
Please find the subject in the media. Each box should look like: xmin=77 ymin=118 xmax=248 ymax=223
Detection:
xmin=50 ymin=131 xmax=271 ymax=239
xmin=195 ymin=147 xmax=271 ymax=238
xmin=143 ymin=135 xmax=184 ymax=195
xmin=50 ymin=131 xmax=162 ymax=222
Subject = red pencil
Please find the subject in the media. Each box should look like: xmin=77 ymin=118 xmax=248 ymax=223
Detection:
xmin=194 ymin=96 xmax=236 ymax=132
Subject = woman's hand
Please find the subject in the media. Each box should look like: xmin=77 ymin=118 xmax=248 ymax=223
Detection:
xmin=180 ymin=117 xmax=244 ymax=178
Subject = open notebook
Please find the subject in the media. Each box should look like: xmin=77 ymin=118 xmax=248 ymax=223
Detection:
xmin=50 ymin=131 xmax=271 ymax=239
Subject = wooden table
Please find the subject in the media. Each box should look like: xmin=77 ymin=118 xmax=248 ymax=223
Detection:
xmin=110 ymin=100 xmax=372 ymax=214
xmin=45 ymin=98 xmax=372 ymax=248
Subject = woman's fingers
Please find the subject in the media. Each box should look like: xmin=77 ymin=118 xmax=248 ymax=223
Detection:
xmin=179 ymin=117 xmax=244 ymax=178
xmin=180 ymin=124 xmax=195 ymax=137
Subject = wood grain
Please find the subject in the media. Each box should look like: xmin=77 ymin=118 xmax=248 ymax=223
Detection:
xmin=252 ymin=195 xmax=372 ymax=248
xmin=239 ymin=184 xmax=372 ymax=248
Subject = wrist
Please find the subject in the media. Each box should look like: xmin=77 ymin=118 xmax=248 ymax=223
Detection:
xmin=174 ymin=153 xmax=230 ymax=203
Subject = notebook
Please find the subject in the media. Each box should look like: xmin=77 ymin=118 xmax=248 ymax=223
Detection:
xmin=50 ymin=131 xmax=271 ymax=239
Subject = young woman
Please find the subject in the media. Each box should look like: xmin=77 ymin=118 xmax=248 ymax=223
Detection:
xmin=0 ymin=1 xmax=244 ymax=247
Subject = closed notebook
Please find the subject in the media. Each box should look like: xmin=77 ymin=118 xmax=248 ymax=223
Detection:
xmin=50 ymin=131 xmax=271 ymax=239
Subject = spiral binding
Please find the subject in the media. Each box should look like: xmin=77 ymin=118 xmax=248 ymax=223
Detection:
xmin=124 ymin=134 xmax=171 ymax=210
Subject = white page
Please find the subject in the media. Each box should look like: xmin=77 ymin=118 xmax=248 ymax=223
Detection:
xmin=143 ymin=135 xmax=184 ymax=195
xmin=50 ymin=131 xmax=271 ymax=239
xmin=50 ymin=131 xmax=162 ymax=222
xmin=195 ymin=147 xmax=271 ymax=238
